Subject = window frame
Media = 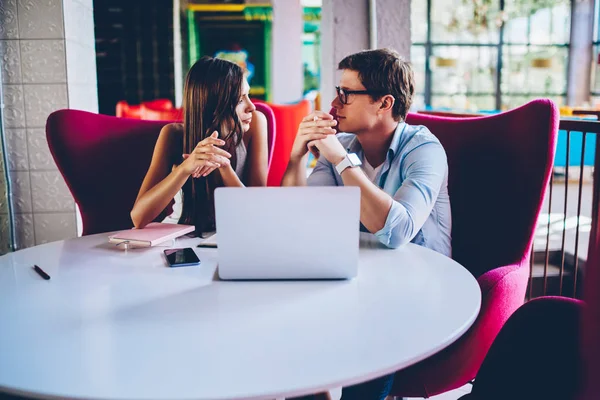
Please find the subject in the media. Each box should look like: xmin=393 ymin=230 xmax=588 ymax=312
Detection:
xmin=414 ymin=0 xmax=571 ymax=110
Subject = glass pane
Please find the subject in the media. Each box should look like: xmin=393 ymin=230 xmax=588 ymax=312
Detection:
xmin=593 ymin=45 xmax=600 ymax=94
xmin=411 ymin=94 xmax=425 ymax=112
xmin=504 ymin=1 xmax=570 ymax=45
xmin=431 ymin=46 xmax=497 ymax=95
xmin=430 ymin=95 xmax=460 ymax=109
xmin=595 ymin=0 xmax=600 ymax=41
xmin=431 ymin=0 xmax=500 ymax=43
xmin=546 ymin=96 xmax=566 ymax=107
xmin=302 ymin=5 xmax=321 ymax=94
xmin=302 ymin=32 xmax=320 ymax=93
xmin=502 ymin=45 xmax=568 ymax=95
xmin=411 ymin=0 xmax=427 ymax=43
xmin=410 ymin=45 xmax=426 ymax=94
xmin=529 ymin=2 xmax=570 ymax=45
xmin=502 ymin=95 xmax=565 ymax=111
xmin=503 ymin=14 xmax=529 ymax=44
xmin=468 ymin=96 xmax=497 ymax=111
xmin=431 ymin=95 xmax=495 ymax=111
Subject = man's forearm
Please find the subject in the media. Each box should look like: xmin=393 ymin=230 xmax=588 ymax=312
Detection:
xmin=281 ymin=157 xmax=308 ymax=187
xmin=340 ymin=167 xmax=393 ymax=233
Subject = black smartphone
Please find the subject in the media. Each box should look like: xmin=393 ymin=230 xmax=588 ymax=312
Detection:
xmin=164 ymin=248 xmax=200 ymax=267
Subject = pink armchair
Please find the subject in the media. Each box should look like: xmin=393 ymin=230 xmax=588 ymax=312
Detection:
xmin=458 ymin=295 xmax=583 ymax=400
xmin=46 ymin=110 xmax=171 ymax=235
xmin=46 ymin=107 xmax=276 ymax=235
xmin=457 ymin=162 xmax=600 ymax=399
xmin=253 ymin=102 xmax=277 ymax=170
xmin=389 ymin=99 xmax=559 ymax=397
xmin=263 ymin=99 xmax=312 ymax=186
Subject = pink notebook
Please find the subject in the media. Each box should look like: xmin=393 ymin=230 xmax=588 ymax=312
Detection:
xmin=108 ymin=222 xmax=195 ymax=247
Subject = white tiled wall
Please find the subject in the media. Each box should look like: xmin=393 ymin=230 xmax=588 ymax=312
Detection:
xmin=0 ymin=147 xmax=8 ymax=254
xmin=17 ymin=0 xmax=64 ymax=39
xmin=0 ymin=0 xmax=97 ymax=249
xmin=0 ymin=0 xmax=19 ymax=40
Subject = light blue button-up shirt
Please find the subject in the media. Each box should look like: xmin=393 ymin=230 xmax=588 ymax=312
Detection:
xmin=307 ymin=122 xmax=452 ymax=256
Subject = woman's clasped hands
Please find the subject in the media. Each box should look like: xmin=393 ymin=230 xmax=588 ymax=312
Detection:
xmin=181 ymin=131 xmax=232 ymax=178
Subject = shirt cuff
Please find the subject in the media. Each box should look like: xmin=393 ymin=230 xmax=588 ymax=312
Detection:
xmin=374 ymin=200 xmax=402 ymax=248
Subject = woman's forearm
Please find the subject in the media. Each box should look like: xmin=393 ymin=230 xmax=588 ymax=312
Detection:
xmin=219 ymin=164 xmax=245 ymax=187
xmin=131 ymin=165 xmax=190 ymax=228
xmin=281 ymin=156 xmax=308 ymax=187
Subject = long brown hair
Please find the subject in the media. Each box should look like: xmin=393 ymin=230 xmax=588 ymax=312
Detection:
xmin=179 ymin=56 xmax=244 ymax=234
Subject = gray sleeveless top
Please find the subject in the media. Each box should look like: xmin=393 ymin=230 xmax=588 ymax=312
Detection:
xmin=166 ymin=130 xmax=249 ymax=225
xmin=234 ymin=140 xmax=248 ymax=178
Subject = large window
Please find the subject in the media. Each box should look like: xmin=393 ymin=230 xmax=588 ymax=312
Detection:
xmin=412 ymin=0 xmax=571 ymax=111
xmin=591 ymin=0 xmax=600 ymax=103
xmin=302 ymin=5 xmax=321 ymax=94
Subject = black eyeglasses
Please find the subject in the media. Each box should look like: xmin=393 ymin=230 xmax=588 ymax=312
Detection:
xmin=335 ymin=86 xmax=384 ymax=105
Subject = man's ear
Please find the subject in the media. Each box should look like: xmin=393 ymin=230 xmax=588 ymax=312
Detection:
xmin=379 ymin=95 xmax=395 ymax=113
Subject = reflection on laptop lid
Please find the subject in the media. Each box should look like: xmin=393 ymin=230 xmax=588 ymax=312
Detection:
xmin=215 ymin=187 xmax=360 ymax=280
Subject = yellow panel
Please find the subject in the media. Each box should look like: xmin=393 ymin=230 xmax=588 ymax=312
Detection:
xmin=188 ymin=4 xmax=271 ymax=12
xmin=250 ymin=86 xmax=266 ymax=95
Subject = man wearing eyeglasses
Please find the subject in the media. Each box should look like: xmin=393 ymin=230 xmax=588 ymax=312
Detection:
xmin=283 ymin=48 xmax=452 ymax=400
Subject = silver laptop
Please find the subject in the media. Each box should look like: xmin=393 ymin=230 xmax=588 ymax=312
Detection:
xmin=214 ymin=186 xmax=360 ymax=280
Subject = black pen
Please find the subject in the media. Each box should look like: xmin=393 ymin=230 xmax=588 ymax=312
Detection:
xmin=33 ymin=265 xmax=51 ymax=280
xmin=197 ymin=243 xmax=217 ymax=248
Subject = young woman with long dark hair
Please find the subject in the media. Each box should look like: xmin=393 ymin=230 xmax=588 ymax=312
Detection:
xmin=131 ymin=56 xmax=268 ymax=234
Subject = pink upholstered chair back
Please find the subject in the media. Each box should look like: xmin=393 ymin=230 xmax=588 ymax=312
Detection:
xmin=253 ymin=102 xmax=276 ymax=170
xmin=582 ymin=159 xmax=600 ymax=399
xmin=264 ymin=99 xmax=312 ymax=186
xmin=454 ymin=153 xmax=599 ymax=398
xmin=47 ymin=108 xmax=277 ymax=235
xmin=405 ymin=99 xmax=559 ymax=278
xmin=459 ymin=296 xmax=583 ymax=400
xmin=46 ymin=109 xmax=170 ymax=235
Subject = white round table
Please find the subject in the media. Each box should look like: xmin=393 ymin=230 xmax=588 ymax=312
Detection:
xmin=0 ymin=232 xmax=481 ymax=400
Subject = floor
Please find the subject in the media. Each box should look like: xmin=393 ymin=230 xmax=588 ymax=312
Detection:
xmin=407 ymin=384 xmax=472 ymax=399
xmin=321 ymin=383 xmax=472 ymax=400
xmin=534 ymin=177 xmax=593 ymax=260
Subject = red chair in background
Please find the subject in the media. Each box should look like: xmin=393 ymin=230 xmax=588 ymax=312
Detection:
xmin=116 ymin=99 xmax=174 ymax=119
xmin=263 ymin=99 xmax=312 ymax=186
xmin=137 ymin=101 xmax=275 ymax=169
xmin=115 ymin=99 xmax=275 ymax=168
xmin=140 ymin=104 xmax=183 ymax=121
xmin=386 ymin=99 xmax=559 ymax=398
xmin=46 ymin=110 xmax=173 ymax=235
xmin=116 ymin=101 xmax=141 ymax=119
xmin=143 ymin=99 xmax=173 ymax=110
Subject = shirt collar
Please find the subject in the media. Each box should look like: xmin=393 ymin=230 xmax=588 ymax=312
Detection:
xmin=387 ymin=121 xmax=406 ymax=158
xmin=345 ymin=121 xmax=406 ymax=160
